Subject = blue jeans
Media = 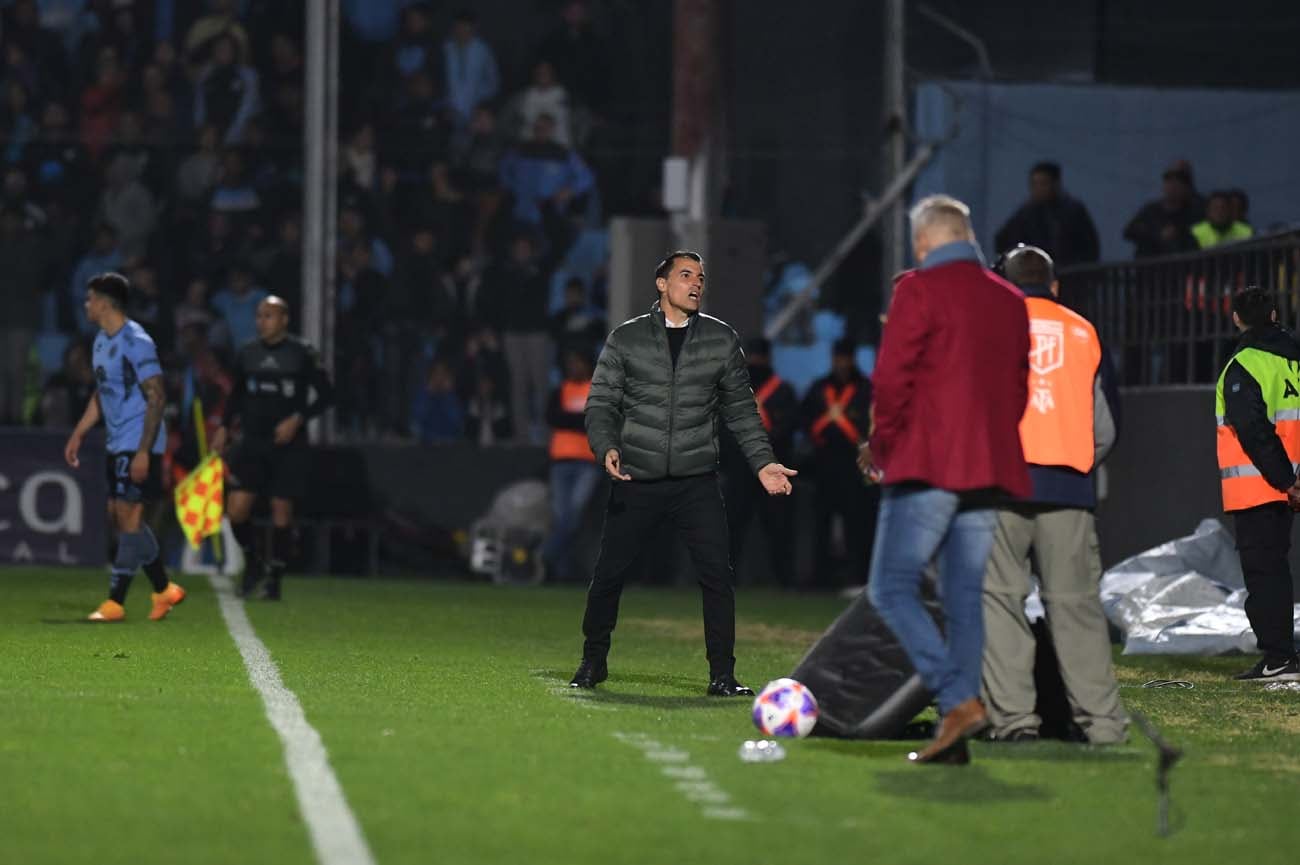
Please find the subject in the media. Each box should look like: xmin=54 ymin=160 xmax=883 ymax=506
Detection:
xmin=867 ymin=485 xmax=998 ymax=714
xmin=544 ymin=461 xmax=603 ymax=578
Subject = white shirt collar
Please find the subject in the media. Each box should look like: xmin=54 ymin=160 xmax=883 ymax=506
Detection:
xmin=664 ymin=315 xmax=691 ymax=329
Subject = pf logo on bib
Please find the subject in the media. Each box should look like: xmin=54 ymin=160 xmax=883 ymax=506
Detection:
xmin=1029 ymin=319 xmax=1065 ymax=376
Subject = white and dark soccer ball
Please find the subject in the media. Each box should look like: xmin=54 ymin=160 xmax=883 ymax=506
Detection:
xmin=752 ymin=678 xmax=818 ymax=738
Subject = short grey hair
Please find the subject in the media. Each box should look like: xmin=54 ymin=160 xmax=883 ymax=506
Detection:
xmin=908 ymin=194 xmax=974 ymax=239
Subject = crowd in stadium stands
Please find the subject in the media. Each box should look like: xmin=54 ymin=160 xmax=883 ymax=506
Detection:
xmin=994 ymin=158 xmax=1256 ymax=267
xmin=0 ymin=0 xmax=1274 ymax=460
xmin=0 ymin=0 xmax=613 ymax=454
xmin=1121 ymin=160 xmax=1254 ymax=257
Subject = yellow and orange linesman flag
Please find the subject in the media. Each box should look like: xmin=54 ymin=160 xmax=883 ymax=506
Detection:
xmin=174 ymin=454 xmax=225 ymax=549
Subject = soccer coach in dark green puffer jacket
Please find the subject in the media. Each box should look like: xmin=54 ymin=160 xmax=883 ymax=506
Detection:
xmin=568 ymin=250 xmax=799 ymax=696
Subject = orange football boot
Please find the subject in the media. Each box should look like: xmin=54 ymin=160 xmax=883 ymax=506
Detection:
xmin=149 ymin=582 xmax=187 ymax=621
xmin=88 ymin=600 xmax=126 ymax=622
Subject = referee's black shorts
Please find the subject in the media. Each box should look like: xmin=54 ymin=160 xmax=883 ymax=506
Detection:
xmin=225 ymin=439 xmax=310 ymax=501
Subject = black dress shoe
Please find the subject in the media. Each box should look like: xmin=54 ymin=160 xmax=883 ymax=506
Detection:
xmin=707 ymin=674 xmax=755 ymax=697
xmin=569 ymin=659 xmax=608 ymax=689
xmin=237 ymin=568 xmax=262 ymax=598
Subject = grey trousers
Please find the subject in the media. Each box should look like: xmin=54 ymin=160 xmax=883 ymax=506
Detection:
xmin=503 ymin=331 xmax=554 ymax=444
xmin=980 ymin=507 xmax=1127 ymax=744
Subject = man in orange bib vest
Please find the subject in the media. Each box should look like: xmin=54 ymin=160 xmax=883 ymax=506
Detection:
xmin=980 ymin=246 xmax=1127 ymax=744
xmin=802 ymin=338 xmax=877 ymax=589
xmin=722 ymin=338 xmax=798 ymax=586
xmin=1216 ymin=287 xmax=1300 ymax=682
xmin=543 ymin=347 xmax=601 ymax=580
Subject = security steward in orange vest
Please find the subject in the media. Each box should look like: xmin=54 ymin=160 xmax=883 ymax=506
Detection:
xmin=1216 ymin=287 xmax=1300 ymax=682
xmin=722 ymin=338 xmax=798 ymax=586
xmin=543 ymin=346 xmax=602 ymax=580
xmin=979 ymin=245 xmax=1127 ymax=743
xmin=802 ymin=338 xmax=877 ymax=588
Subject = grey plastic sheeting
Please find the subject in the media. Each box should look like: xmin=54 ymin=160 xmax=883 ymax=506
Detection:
xmin=1100 ymin=518 xmax=1300 ymax=655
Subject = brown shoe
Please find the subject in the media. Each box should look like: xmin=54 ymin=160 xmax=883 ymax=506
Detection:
xmin=908 ymin=698 xmax=988 ymax=765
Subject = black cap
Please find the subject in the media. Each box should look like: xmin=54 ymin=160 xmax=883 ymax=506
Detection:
xmin=745 ymin=337 xmax=772 ymax=357
xmin=832 ymin=337 xmax=857 ymax=357
xmin=88 ymin=271 xmax=129 ymax=308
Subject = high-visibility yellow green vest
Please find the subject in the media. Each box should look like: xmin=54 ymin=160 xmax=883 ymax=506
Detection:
xmin=1193 ymin=220 xmax=1253 ymax=249
xmin=1215 ymin=347 xmax=1300 ymax=511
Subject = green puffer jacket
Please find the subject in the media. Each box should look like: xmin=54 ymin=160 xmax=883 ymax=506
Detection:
xmin=585 ymin=302 xmax=775 ymax=480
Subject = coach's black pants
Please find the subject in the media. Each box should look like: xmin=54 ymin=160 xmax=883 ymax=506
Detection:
xmin=1234 ymin=502 xmax=1298 ymax=660
xmin=581 ymin=473 xmax=736 ymax=677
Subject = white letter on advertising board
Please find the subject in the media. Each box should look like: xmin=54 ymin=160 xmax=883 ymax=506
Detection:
xmin=19 ymin=472 xmax=83 ymax=534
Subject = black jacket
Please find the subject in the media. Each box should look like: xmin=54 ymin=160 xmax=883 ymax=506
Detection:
xmin=225 ymin=335 xmax=334 ymax=441
xmin=994 ymin=194 xmax=1100 ymax=268
xmin=1222 ymin=325 xmax=1300 ymax=492
xmin=1123 ymin=199 xmax=1202 ymax=258
xmin=585 ymin=302 xmax=775 ymax=480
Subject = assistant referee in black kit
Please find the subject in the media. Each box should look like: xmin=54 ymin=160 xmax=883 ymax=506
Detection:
xmin=569 ymin=251 xmax=797 ymax=696
xmin=211 ymin=296 xmax=333 ymax=600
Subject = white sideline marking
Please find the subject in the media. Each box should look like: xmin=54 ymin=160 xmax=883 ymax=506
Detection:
xmin=546 ymin=685 xmax=619 ymax=711
xmin=210 ymin=574 xmax=377 ymax=865
xmin=530 ymin=670 xmax=619 ymax=711
xmin=612 ymin=732 xmax=751 ymax=822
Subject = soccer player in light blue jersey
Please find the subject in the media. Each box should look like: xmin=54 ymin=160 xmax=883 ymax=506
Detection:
xmin=63 ymin=273 xmax=187 ymax=622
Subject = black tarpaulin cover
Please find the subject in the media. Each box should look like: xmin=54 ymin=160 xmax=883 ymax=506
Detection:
xmin=791 ymin=592 xmax=1075 ymax=740
xmin=790 ymin=592 xmax=934 ymax=739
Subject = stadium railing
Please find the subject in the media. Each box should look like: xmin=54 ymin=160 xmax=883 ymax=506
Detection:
xmin=1059 ymin=229 xmax=1300 ymax=387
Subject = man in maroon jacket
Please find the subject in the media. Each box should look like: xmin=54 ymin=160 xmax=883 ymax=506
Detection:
xmin=862 ymin=194 xmax=1031 ymax=765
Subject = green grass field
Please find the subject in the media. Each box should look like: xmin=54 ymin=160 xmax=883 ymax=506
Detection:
xmin=2 ymin=567 xmax=1297 ymax=865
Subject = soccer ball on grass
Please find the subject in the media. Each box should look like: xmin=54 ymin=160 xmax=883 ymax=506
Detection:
xmin=752 ymin=678 xmax=818 ymax=738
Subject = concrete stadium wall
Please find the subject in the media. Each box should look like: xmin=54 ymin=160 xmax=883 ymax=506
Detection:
xmin=1098 ymin=387 xmax=1300 ymax=590
xmin=1095 ymin=387 xmax=1220 ymax=565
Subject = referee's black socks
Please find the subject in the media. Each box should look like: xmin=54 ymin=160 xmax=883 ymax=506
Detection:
xmin=232 ymin=520 xmax=258 ymax=568
xmin=269 ymin=526 xmax=291 ymax=576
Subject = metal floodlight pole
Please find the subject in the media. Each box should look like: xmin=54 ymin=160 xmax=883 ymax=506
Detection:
xmin=303 ymin=0 xmax=339 ymax=443
xmin=324 ymin=0 xmax=338 ymax=443
xmin=764 ymin=142 xmax=936 ymax=341
xmin=881 ymin=0 xmax=907 ymax=312
xmin=915 ymin=4 xmax=993 ymax=79
xmin=765 ymin=1 xmax=985 ymax=342
xmin=670 ymin=0 xmax=722 ymax=265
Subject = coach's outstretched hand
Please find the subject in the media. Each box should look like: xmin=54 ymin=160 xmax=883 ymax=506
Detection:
xmin=758 ymin=463 xmax=797 ymax=496
xmin=604 ymin=449 xmax=632 ymax=481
